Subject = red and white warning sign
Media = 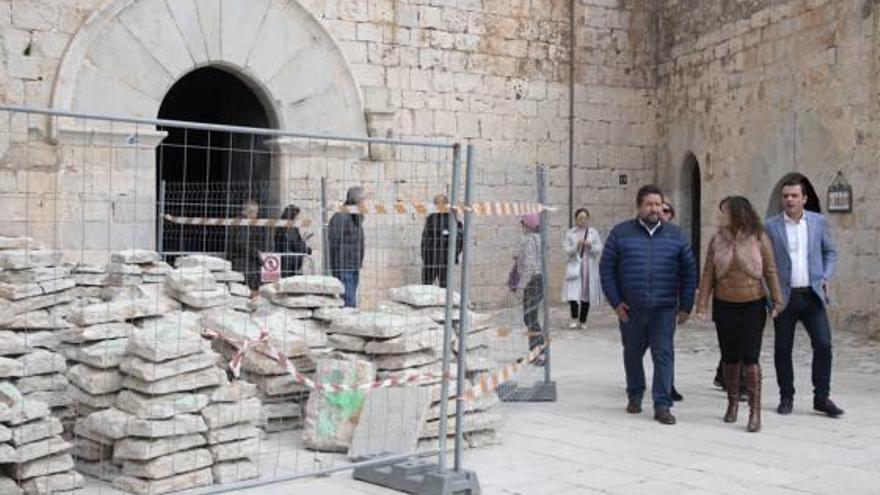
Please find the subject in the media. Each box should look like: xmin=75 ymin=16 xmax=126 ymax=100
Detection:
xmin=260 ymin=253 xmax=281 ymax=283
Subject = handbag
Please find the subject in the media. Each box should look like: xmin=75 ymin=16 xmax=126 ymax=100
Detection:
xmin=507 ymin=262 xmax=520 ymax=292
xmin=565 ymin=262 xmax=580 ymax=281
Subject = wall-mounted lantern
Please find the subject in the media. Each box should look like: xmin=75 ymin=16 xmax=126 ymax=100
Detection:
xmin=827 ymin=171 xmax=852 ymax=213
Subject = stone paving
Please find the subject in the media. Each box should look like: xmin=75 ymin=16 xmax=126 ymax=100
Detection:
xmin=251 ymin=305 xmax=880 ymax=495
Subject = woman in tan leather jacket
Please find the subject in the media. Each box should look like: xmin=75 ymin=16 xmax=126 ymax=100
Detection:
xmin=696 ymin=196 xmax=784 ymax=432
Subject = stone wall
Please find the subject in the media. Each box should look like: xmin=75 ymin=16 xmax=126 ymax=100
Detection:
xmin=0 ymin=0 xmax=656 ymax=308
xmin=656 ymin=0 xmax=880 ymax=337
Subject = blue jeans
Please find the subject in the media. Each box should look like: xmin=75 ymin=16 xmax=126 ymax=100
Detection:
xmin=618 ymin=308 xmax=677 ymax=410
xmin=774 ymin=290 xmax=833 ymax=400
xmin=333 ymin=269 xmax=360 ymax=308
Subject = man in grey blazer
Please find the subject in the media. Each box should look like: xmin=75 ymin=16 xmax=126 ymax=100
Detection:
xmin=765 ymin=177 xmax=843 ymax=417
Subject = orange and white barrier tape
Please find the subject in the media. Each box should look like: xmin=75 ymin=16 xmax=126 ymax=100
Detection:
xmin=163 ymin=200 xmax=555 ymax=230
xmin=333 ymin=201 xmax=553 ymax=216
xmin=457 ymin=339 xmax=550 ymax=402
xmin=164 ymin=214 xmax=314 ymax=229
xmin=203 ymin=326 xmax=549 ymax=399
xmin=202 ymin=327 xmax=454 ymax=393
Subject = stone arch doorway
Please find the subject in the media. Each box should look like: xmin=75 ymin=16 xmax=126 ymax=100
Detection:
xmin=157 ymin=66 xmax=279 ymax=256
xmin=680 ymin=152 xmax=702 ymax=269
xmin=766 ymin=173 xmax=822 ymax=218
xmin=49 ymin=0 xmax=369 ymax=255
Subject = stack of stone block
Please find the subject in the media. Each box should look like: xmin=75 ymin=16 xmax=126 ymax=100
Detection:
xmin=201 ymin=304 xmax=328 ymax=433
xmin=0 ymin=382 xmax=84 ymax=494
xmin=164 ymin=266 xmax=231 ymax=312
xmin=0 ymin=237 xmax=77 ymax=422
xmin=110 ymin=250 xmax=172 ymax=286
xmin=74 ymin=309 xmax=227 ymax=492
xmin=69 ymin=250 xmax=171 ymax=297
xmin=62 ymin=285 xmax=179 ymax=424
xmin=173 ymin=255 xmax=249 ymax=312
xmin=201 ymin=382 xmax=262 ymax=483
xmin=369 ymin=285 xmax=503 ymax=453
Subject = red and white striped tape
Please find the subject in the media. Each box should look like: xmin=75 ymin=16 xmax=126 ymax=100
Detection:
xmin=202 ymin=326 xmax=548 ymax=399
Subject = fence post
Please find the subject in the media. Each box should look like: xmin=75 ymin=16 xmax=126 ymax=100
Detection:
xmin=158 ymin=180 xmax=166 ymax=259
xmin=351 ymin=143 xmax=480 ymax=495
xmin=437 ymin=143 xmax=462 ymax=470
xmin=320 ymin=176 xmax=330 ymax=276
xmin=453 ymin=144 xmax=477 ymax=474
xmin=538 ymin=164 xmax=554 ymax=390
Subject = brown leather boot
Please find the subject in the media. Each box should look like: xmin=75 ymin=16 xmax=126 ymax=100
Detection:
xmin=746 ymin=364 xmax=762 ymax=432
xmin=723 ymin=363 xmax=740 ymax=423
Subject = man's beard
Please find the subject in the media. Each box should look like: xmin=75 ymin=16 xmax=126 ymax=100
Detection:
xmin=640 ymin=213 xmax=660 ymax=225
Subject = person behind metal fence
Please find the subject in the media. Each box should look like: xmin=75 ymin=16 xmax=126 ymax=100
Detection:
xmin=276 ymin=204 xmax=312 ymax=278
xmin=328 ymin=186 xmax=365 ymax=308
xmin=512 ymin=212 xmax=545 ymax=366
xmin=659 ymin=199 xmax=686 ymax=403
xmin=695 ymin=196 xmax=784 ymax=432
xmin=226 ymin=198 xmax=266 ymax=296
xmin=765 ymin=177 xmax=844 ymax=417
xmin=420 ymin=193 xmax=463 ymax=289
xmin=599 ymin=185 xmax=697 ymax=425
xmin=561 ymin=208 xmax=603 ymax=330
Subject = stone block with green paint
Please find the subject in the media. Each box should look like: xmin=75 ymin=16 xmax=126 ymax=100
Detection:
xmin=303 ymin=354 xmax=375 ymax=453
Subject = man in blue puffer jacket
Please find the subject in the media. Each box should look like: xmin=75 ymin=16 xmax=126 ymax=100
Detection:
xmin=600 ymin=185 xmax=697 ymax=425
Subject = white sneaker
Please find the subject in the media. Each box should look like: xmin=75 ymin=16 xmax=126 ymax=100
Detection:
xmin=568 ymin=321 xmax=578 ymax=329
xmin=577 ymin=322 xmax=585 ymax=330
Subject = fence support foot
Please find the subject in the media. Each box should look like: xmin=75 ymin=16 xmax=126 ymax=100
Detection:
xmin=353 ymin=457 xmax=481 ymax=495
xmin=496 ymin=380 xmax=557 ymax=402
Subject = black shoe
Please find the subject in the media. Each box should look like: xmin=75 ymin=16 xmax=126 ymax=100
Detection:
xmin=671 ymin=387 xmax=684 ymax=402
xmin=777 ymin=397 xmax=793 ymax=415
xmin=814 ymin=398 xmax=844 ymax=417
xmin=626 ymin=398 xmax=642 ymax=414
xmin=654 ymin=409 xmax=676 ymax=425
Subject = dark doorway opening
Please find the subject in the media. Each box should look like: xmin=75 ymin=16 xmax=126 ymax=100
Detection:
xmin=156 ymin=66 xmax=276 ymax=257
xmin=682 ymin=152 xmax=701 ymax=272
xmin=766 ymin=173 xmax=822 ymax=218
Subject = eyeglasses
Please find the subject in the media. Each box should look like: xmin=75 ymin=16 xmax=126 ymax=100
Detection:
xmin=662 ymin=208 xmax=671 ymax=213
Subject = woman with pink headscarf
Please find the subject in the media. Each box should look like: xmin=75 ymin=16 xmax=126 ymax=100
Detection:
xmin=513 ymin=212 xmax=545 ymax=365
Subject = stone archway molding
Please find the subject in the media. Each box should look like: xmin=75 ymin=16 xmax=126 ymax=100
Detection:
xmin=51 ymin=0 xmax=367 ymax=139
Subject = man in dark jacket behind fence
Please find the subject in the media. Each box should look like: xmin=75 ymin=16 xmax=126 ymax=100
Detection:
xmin=328 ymin=186 xmax=366 ymax=307
xmin=599 ymin=184 xmax=697 ymax=425
xmin=420 ymin=194 xmax=463 ymax=288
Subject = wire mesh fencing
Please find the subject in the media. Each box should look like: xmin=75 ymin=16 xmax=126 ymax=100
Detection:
xmin=0 ymin=105 xmax=506 ymax=494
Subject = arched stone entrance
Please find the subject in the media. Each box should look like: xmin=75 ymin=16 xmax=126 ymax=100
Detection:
xmin=49 ymin=0 xmax=368 ymax=257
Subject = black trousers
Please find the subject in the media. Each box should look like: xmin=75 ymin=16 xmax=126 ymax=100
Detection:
xmin=422 ymin=263 xmax=448 ymax=288
xmin=568 ymin=301 xmax=590 ymax=323
xmin=774 ymin=289 xmax=833 ymax=400
xmin=713 ymin=298 xmax=766 ymax=365
xmin=523 ymin=276 xmax=544 ymax=350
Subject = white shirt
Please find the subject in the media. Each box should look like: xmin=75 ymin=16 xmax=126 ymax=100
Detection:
xmin=639 ymin=219 xmax=661 ymax=237
xmin=784 ymin=213 xmax=810 ymax=288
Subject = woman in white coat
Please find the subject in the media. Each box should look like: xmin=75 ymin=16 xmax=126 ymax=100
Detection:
xmin=562 ymin=208 xmax=603 ymax=329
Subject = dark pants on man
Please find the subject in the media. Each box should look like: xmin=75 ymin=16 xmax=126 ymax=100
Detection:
xmin=774 ymin=289 xmax=833 ymax=401
xmin=619 ymin=307 xmax=677 ymax=410
xmin=422 ymin=263 xmax=449 ymax=288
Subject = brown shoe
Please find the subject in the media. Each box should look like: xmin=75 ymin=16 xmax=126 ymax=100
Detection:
xmin=745 ymin=364 xmax=762 ymax=432
xmin=654 ymin=409 xmax=676 ymax=425
xmin=723 ymin=363 xmax=741 ymax=423
xmin=626 ymin=397 xmax=642 ymax=414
